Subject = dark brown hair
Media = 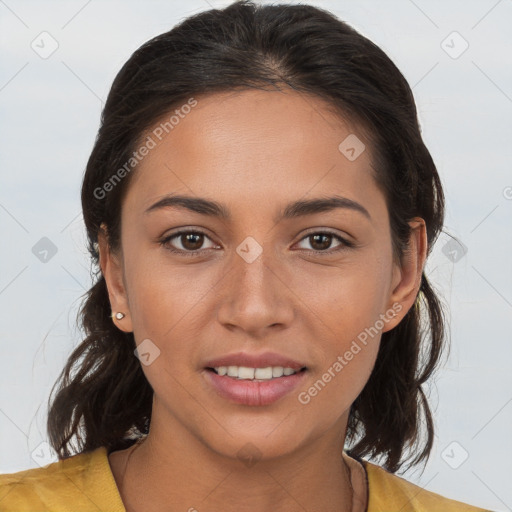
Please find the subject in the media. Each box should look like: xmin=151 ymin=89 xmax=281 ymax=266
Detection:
xmin=47 ymin=0 xmax=446 ymax=473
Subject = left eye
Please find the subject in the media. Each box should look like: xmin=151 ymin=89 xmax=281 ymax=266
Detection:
xmin=295 ymin=232 xmax=349 ymax=253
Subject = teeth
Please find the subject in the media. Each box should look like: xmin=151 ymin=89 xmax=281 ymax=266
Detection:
xmin=255 ymin=367 xmax=272 ymax=379
xmin=227 ymin=366 xmax=238 ymax=377
xmin=272 ymin=366 xmax=284 ymax=377
xmin=213 ymin=365 xmax=301 ymax=380
xmin=238 ymin=366 xmax=255 ymax=379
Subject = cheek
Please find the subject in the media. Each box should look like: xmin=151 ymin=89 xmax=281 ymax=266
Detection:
xmin=124 ymin=246 xmax=216 ymax=334
xmin=122 ymin=248 xmax=224 ymax=384
xmin=297 ymin=338 xmax=379 ymax=419
xmin=293 ymin=254 xmax=391 ymax=407
xmin=296 ymin=251 xmax=392 ymax=334
xmin=295 ymin=270 xmax=385 ymax=416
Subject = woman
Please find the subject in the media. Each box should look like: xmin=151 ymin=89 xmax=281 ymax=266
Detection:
xmin=0 ymin=1 xmax=492 ymax=510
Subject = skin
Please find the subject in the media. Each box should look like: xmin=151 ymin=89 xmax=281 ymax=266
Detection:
xmin=99 ymin=88 xmax=427 ymax=512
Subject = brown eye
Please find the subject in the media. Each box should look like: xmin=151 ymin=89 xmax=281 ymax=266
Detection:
xmin=179 ymin=232 xmax=205 ymax=251
xmin=309 ymin=234 xmax=334 ymax=251
xmin=160 ymin=230 xmax=217 ymax=256
xmin=296 ymin=232 xmax=350 ymax=253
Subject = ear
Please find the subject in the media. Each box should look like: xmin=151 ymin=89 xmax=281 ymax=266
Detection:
xmin=382 ymin=218 xmax=427 ymax=332
xmin=97 ymin=223 xmax=133 ymax=333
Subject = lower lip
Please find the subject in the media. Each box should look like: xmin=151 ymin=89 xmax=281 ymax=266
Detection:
xmin=203 ymin=368 xmax=307 ymax=406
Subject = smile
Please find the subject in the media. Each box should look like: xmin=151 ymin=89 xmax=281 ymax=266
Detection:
xmin=204 ymin=367 xmax=308 ymax=406
xmin=209 ymin=365 xmax=306 ymax=380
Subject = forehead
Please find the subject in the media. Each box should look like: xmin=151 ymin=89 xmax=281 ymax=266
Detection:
xmin=124 ymin=88 xmax=382 ymax=217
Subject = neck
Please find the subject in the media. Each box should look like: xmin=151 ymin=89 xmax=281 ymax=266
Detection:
xmin=109 ymin=414 xmax=367 ymax=512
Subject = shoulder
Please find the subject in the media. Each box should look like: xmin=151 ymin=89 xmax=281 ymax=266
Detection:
xmin=0 ymin=446 xmax=124 ymax=511
xmin=363 ymin=460 xmax=492 ymax=512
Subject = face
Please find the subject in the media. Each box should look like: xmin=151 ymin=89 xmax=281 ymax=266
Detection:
xmin=100 ymin=88 xmax=425 ymax=461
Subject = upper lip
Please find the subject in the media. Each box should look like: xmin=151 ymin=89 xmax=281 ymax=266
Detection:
xmin=204 ymin=351 xmax=307 ymax=371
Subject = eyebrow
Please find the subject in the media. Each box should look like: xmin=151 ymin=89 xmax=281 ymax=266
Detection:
xmin=144 ymin=194 xmax=371 ymax=221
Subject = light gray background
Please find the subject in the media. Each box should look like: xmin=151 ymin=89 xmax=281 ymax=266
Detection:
xmin=0 ymin=1 xmax=510 ymax=510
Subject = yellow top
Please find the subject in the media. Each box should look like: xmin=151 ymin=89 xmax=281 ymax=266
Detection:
xmin=0 ymin=447 xmax=490 ymax=511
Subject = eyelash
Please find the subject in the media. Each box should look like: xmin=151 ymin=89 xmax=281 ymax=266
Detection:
xmin=159 ymin=229 xmax=354 ymax=257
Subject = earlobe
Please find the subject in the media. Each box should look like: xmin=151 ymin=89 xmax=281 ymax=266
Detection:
xmin=97 ymin=224 xmax=133 ymax=333
xmin=383 ymin=218 xmax=427 ymax=332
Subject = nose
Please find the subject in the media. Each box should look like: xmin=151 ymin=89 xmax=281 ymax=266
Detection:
xmin=216 ymin=243 xmax=295 ymax=337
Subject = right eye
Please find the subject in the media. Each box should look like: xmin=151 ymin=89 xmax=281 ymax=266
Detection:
xmin=160 ymin=229 xmax=219 ymax=256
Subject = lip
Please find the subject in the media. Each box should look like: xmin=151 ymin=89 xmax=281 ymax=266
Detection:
xmin=203 ymin=367 xmax=308 ymax=406
xmin=203 ymin=351 xmax=307 ymax=371
xmin=202 ymin=351 xmax=309 ymax=406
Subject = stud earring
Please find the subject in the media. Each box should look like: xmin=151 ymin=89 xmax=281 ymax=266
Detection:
xmin=113 ymin=312 xmax=125 ymax=320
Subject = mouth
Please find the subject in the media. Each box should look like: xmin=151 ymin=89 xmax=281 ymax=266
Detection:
xmin=203 ymin=365 xmax=308 ymax=406
xmin=205 ymin=365 xmax=307 ymax=381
